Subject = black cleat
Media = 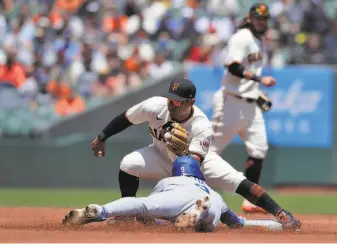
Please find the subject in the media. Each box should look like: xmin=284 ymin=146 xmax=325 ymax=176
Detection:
xmin=276 ymin=209 xmax=301 ymax=231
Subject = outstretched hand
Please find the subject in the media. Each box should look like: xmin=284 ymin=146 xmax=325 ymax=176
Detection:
xmin=91 ymin=137 xmax=106 ymax=157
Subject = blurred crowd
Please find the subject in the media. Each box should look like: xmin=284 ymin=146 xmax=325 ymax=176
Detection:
xmin=0 ymin=0 xmax=336 ymax=120
xmin=179 ymin=0 xmax=337 ymax=68
xmin=265 ymin=0 xmax=337 ymax=66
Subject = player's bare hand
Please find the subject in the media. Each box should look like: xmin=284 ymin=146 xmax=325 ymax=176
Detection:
xmin=261 ymin=76 xmax=276 ymax=87
xmin=91 ymin=137 xmax=106 ymax=157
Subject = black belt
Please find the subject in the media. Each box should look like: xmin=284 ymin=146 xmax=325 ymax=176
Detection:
xmin=233 ymin=95 xmax=256 ymax=103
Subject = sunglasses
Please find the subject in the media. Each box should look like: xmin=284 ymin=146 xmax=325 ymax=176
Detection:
xmin=168 ymin=98 xmax=193 ymax=107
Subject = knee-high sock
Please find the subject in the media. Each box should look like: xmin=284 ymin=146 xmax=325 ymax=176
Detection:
xmin=119 ymin=170 xmax=139 ymax=197
xmin=236 ymin=179 xmax=282 ymax=215
xmin=244 ymin=156 xmax=263 ymax=184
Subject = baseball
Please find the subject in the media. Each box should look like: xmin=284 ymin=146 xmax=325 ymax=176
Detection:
xmin=164 ymin=132 xmax=172 ymax=142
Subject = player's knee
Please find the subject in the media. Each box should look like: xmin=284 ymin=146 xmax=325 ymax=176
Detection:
xmin=209 ymin=171 xmax=246 ymax=193
xmin=120 ymin=154 xmax=139 ymax=177
xmin=133 ymin=198 xmax=149 ymax=215
xmin=229 ymin=172 xmax=247 ymax=192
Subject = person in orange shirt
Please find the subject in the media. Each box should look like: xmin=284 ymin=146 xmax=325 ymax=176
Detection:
xmin=102 ymin=8 xmax=128 ymax=33
xmin=55 ymin=90 xmax=86 ymax=117
xmin=54 ymin=0 xmax=84 ymax=13
xmin=47 ymin=79 xmax=72 ymax=99
xmin=0 ymin=51 xmax=27 ymax=88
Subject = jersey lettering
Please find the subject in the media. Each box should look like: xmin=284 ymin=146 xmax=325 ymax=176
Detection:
xmin=193 ymin=178 xmax=210 ymax=194
xmin=247 ymin=52 xmax=263 ymax=63
xmin=149 ymin=127 xmax=165 ymax=142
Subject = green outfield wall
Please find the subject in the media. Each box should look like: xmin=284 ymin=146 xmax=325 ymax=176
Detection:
xmin=0 ymin=134 xmax=335 ymax=188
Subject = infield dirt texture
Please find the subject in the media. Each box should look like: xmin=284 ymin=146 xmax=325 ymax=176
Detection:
xmin=0 ymin=207 xmax=336 ymax=242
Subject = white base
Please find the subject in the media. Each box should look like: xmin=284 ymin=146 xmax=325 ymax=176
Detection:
xmin=243 ymin=219 xmax=283 ymax=231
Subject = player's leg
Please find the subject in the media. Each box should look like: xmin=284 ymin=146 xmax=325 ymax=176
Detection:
xmin=209 ymin=91 xmax=241 ymax=154
xmin=238 ymin=104 xmax=268 ymax=213
xmin=119 ymin=144 xmax=171 ymax=198
xmin=62 ymin=186 xmax=213 ymax=231
xmin=202 ymin=153 xmax=301 ymax=230
xmin=207 ymin=188 xmax=282 ymax=231
xmin=105 ymin=186 xmax=218 ymax=232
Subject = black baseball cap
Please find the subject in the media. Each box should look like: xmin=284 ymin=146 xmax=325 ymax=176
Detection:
xmin=249 ymin=3 xmax=270 ymax=18
xmin=162 ymin=78 xmax=196 ymax=102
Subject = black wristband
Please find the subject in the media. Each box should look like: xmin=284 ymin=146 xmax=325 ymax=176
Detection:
xmin=251 ymin=74 xmax=262 ymax=82
xmin=97 ymin=131 xmax=107 ymax=142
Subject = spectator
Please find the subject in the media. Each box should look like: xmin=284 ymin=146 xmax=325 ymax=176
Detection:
xmin=207 ymin=0 xmax=239 ymax=16
xmin=184 ymin=38 xmax=213 ymax=64
xmin=49 ymin=51 xmax=67 ymax=83
xmin=289 ymin=33 xmax=326 ymax=64
xmin=154 ymin=31 xmax=175 ymax=55
xmin=270 ymin=0 xmax=293 ymax=19
xmin=0 ymin=50 xmax=27 ymax=88
xmin=54 ymin=0 xmax=84 ymax=13
xmin=102 ymin=5 xmax=127 ymax=34
xmin=124 ymin=0 xmax=140 ymax=17
xmin=324 ymin=20 xmax=337 ymax=64
xmin=17 ymin=65 xmax=39 ymax=100
xmin=55 ymin=89 xmax=85 ymax=116
xmin=124 ymin=48 xmax=141 ymax=74
xmin=46 ymin=78 xmax=71 ymax=99
xmin=92 ymin=52 xmax=127 ymax=97
xmin=148 ymin=52 xmax=174 ymax=80
xmin=1 ymin=0 xmax=13 ymax=11
xmin=301 ymin=0 xmax=330 ymax=35
xmin=1 ymin=0 xmax=336 ymax=137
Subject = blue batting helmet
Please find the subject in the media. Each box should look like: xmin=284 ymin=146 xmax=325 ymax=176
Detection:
xmin=172 ymin=156 xmax=205 ymax=181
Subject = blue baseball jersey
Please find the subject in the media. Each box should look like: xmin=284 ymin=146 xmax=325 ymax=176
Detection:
xmin=149 ymin=176 xmax=228 ymax=230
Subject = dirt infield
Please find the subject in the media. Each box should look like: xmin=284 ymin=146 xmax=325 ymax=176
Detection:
xmin=0 ymin=207 xmax=336 ymax=243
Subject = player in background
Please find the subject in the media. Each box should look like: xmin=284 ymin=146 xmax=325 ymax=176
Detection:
xmin=90 ymin=78 xmax=300 ymax=230
xmin=62 ymin=155 xmax=284 ymax=232
xmin=210 ymin=3 xmax=275 ymax=214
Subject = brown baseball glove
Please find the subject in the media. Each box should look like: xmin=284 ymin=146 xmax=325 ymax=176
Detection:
xmin=256 ymin=91 xmax=272 ymax=112
xmin=162 ymin=122 xmax=189 ymax=156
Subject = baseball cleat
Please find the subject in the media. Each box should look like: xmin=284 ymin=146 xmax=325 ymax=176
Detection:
xmin=242 ymin=199 xmax=267 ymax=214
xmin=276 ymin=209 xmax=301 ymax=231
xmin=62 ymin=204 xmax=105 ymax=225
xmin=175 ymin=196 xmax=211 ymax=230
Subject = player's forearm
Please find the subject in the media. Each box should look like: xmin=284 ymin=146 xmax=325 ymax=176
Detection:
xmin=190 ymin=153 xmax=204 ymax=164
xmin=226 ymin=63 xmax=261 ymax=82
xmin=97 ymin=111 xmax=133 ymax=142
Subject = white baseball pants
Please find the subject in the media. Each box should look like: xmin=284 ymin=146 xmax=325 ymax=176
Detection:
xmin=210 ymin=89 xmax=268 ymax=159
xmin=120 ymin=144 xmax=246 ymax=193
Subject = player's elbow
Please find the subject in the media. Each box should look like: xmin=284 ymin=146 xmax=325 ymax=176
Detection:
xmin=190 ymin=153 xmax=202 ymax=163
xmin=226 ymin=62 xmax=245 ymax=78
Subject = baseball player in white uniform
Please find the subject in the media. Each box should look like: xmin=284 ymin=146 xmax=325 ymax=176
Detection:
xmin=210 ymin=3 xmax=275 ymax=213
xmin=62 ymin=155 xmax=284 ymax=232
xmin=89 ymin=78 xmax=300 ymax=230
